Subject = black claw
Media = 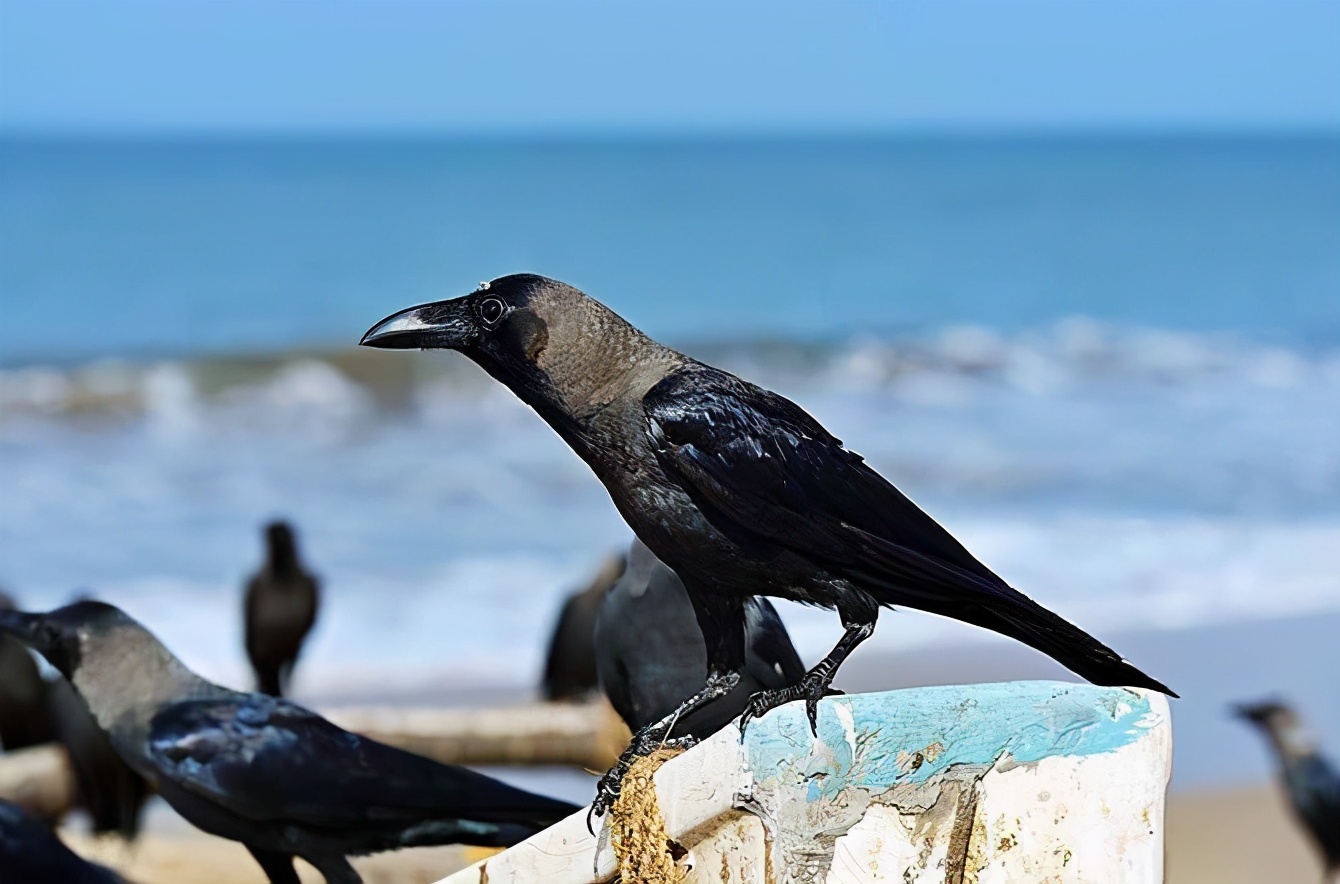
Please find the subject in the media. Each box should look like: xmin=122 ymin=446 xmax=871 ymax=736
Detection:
xmin=806 ymin=696 xmax=820 ymax=735
xmin=587 ymin=723 xmax=698 ymax=828
xmin=737 ymin=670 xmax=836 ymax=739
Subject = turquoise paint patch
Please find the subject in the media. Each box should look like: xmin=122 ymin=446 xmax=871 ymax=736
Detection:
xmin=744 ymin=681 xmax=1157 ymax=799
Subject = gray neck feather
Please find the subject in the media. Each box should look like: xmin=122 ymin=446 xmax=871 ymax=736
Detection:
xmin=536 ymin=300 xmax=683 ymax=420
xmin=72 ymin=625 xmax=217 ymax=737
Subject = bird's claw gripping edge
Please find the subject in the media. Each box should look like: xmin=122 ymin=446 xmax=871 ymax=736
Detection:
xmin=587 ymin=726 xmax=697 ymax=833
xmin=738 ymin=667 xmax=839 ymax=738
xmin=586 ymin=669 xmax=741 ymax=833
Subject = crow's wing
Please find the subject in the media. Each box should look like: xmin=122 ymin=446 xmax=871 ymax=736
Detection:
xmin=643 ymin=368 xmax=1173 ymax=695
xmin=146 ymin=696 xmax=576 ymax=829
xmin=1287 ymin=755 xmax=1340 ymax=864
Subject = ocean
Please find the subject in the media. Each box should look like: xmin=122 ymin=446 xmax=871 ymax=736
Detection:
xmin=1 ymin=136 xmax=1337 ymax=787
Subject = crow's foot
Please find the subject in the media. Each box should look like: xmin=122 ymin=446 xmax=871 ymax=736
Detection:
xmin=738 ymin=667 xmax=837 ymax=737
xmin=587 ymin=725 xmax=697 ymax=832
xmin=586 ymin=669 xmax=740 ymax=833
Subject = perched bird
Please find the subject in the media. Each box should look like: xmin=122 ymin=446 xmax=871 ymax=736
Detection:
xmin=0 ymin=799 xmax=126 ymax=884
xmin=363 ymin=274 xmax=1175 ymax=813
xmin=1236 ymin=700 xmax=1340 ymax=873
xmin=244 ymin=520 xmax=320 ymax=697
xmin=0 ymin=601 xmax=579 ymax=884
xmin=541 ymin=552 xmax=626 ymax=702
xmin=0 ymin=591 xmax=56 ymax=752
xmin=596 ymin=539 xmax=806 ymax=741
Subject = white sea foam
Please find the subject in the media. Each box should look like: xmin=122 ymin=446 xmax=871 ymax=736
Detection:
xmin=0 ymin=323 xmax=1336 ymax=695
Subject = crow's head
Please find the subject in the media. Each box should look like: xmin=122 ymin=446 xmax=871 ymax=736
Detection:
xmin=0 ymin=600 xmax=129 ymax=680
xmin=362 ymin=274 xmax=673 ymax=421
xmin=1233 ymin=699 xmax=1299 ymax=733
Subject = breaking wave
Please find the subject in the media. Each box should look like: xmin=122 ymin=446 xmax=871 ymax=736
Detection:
xmin=1 ymin=321 xmax=1337 ymax=694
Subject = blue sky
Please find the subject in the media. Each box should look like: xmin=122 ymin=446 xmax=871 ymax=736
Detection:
xmin=1 ymin=0 xmax=1337 ymax=133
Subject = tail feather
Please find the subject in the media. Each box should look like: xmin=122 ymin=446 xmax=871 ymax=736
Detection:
xmin=845 ymin=530 xmax=1176 ymax=696
xmin=951 ymin=592 xmax=1176 ymax=697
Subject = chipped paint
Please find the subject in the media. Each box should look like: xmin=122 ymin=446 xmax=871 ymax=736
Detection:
xmin=745 ymin=683 xmax=1157 ymax=796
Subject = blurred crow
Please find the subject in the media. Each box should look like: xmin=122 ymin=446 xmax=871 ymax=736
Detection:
xmin=45 ymin=678 xmax=149 ymax=840
xmin=0 ymin=799 xmax=126 ymax=884
xmin=541 ymin=552 xmax=626 ymax=702
xmin=596 ymin=539 xmax=805 ymax=740
xmin=362 ymin=273 xmax=1174 ymax=815
xmin=1 ymin=591 xmax=56 ymax=753
xmin=0 ymin=601 xmax=579 ymax=884
xmin=244 ymin=521 xmax=320 ymax=697
xmin=1236 ymin=700 xmax=1340 ymax=872
xmin=1 ymin=591 xmax=149 ymax=837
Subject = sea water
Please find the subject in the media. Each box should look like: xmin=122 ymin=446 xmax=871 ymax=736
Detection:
xmin=1 ymin=136 xmax=1336 ymax=717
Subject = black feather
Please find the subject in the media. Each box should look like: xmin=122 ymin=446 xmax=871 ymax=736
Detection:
xmin=645 ymin=367 xmax=1174 ymax=696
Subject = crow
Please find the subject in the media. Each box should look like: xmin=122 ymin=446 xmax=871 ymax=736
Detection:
xmin=541 ymin=552 xmax=626 ymax=702
xmin=1236 ymin=700 xmax=1340 ymax=873
xmin=596 ymin=539 xmax=806 ymax=740
xmin=244 ymin=520 xmax=320 ymax=697
xmin=45 ymin=677 xmax=150 ymax=840
xmin=0 ymin=601 xmax=579 ymax=884
xmin=0 ymin=799 xmax=126 ymax=884
xmin=0 ymin=591 xmax=56 ymax=752
xmin=2 ymin=591 xmax=149 ymax=838
xmin=361 ymin=273 xmax=1174 ymax=813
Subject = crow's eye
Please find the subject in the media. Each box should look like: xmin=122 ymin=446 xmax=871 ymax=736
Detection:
xmin=479 ymin=297 xmax=506 ymax=327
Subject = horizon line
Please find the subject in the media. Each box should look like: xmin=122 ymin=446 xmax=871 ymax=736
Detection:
xmin=3 ymin=123 xmax=1339 ymax=143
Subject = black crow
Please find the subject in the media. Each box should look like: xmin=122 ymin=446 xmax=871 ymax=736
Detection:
xmin=244 ymin=521 xmax=320 ymax=697
xmin=0 ymin=591 xmax=56 ymax=752
xmin=45 ymin=677 xmax=149 ymax=840
xmin=1236 ymin=700 xmax=1340 ymax=873
xmin=0 ymin=799 xmax=126 ymax=884
xmin=361 ymin=273 xmax=1174 ymax=813
xmin=2 ymin=591 xmax=149 ymax=838
xmin=0 ymin=601 xmax=579 ymax=884
xmin=596 ymin=539 xmax=806 ymax=740
xmin=541 ymin=552 xmax=626 ymax=702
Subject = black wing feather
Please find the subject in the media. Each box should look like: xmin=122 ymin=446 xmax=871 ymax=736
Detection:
xmin=147 ymin=696 xmax=576 ymax=830
xmin=1285 ymin=755 xmax=1340 ymax=865
xmin=644 ymin=368 xmax=1174 ymax=696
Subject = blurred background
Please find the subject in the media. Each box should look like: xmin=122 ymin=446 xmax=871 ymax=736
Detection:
xmin=1 ymin=1 xmax=1337 ymax=880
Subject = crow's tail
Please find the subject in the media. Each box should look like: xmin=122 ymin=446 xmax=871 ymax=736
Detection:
xmin=931 ymin=586 xmax=1176 ymax=696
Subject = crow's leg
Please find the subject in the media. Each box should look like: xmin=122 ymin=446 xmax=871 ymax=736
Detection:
xmin=587 ymin=591 xmax=746 ymax=830
xmin=587 ymin=668 xmax=740 ymax=831
xmin=254 ymin=660 xmax=283 ymax=697
xmin=305 ymin=853 xmax=363 ymax=884
xmin=740 ymin=600 xmax=877 ymax=736
xmin=246 ymin=846 xmax=301 ymax=884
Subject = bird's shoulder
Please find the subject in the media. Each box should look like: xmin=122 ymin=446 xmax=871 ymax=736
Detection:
xmin=146 ymin=694 xmax=460 ymax=825
xmin=642 ymin=364 xmax=857 ymax=463
xmin=148 ymin=694 xmax=346 ymax=762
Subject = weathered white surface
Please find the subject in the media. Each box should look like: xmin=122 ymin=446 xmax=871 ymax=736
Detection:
xmin=439 ymin=682 xmax=1173 ymax=884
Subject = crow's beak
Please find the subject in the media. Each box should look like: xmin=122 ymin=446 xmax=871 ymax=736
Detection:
xmin=0 ymin=609 xmax=41 ymax=644
xmin=360 ymin=297 xmax=479 ymax=350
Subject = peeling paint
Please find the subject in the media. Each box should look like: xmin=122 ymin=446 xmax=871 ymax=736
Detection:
xmin=746 ymin=683 xmax=1156 ymax=796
